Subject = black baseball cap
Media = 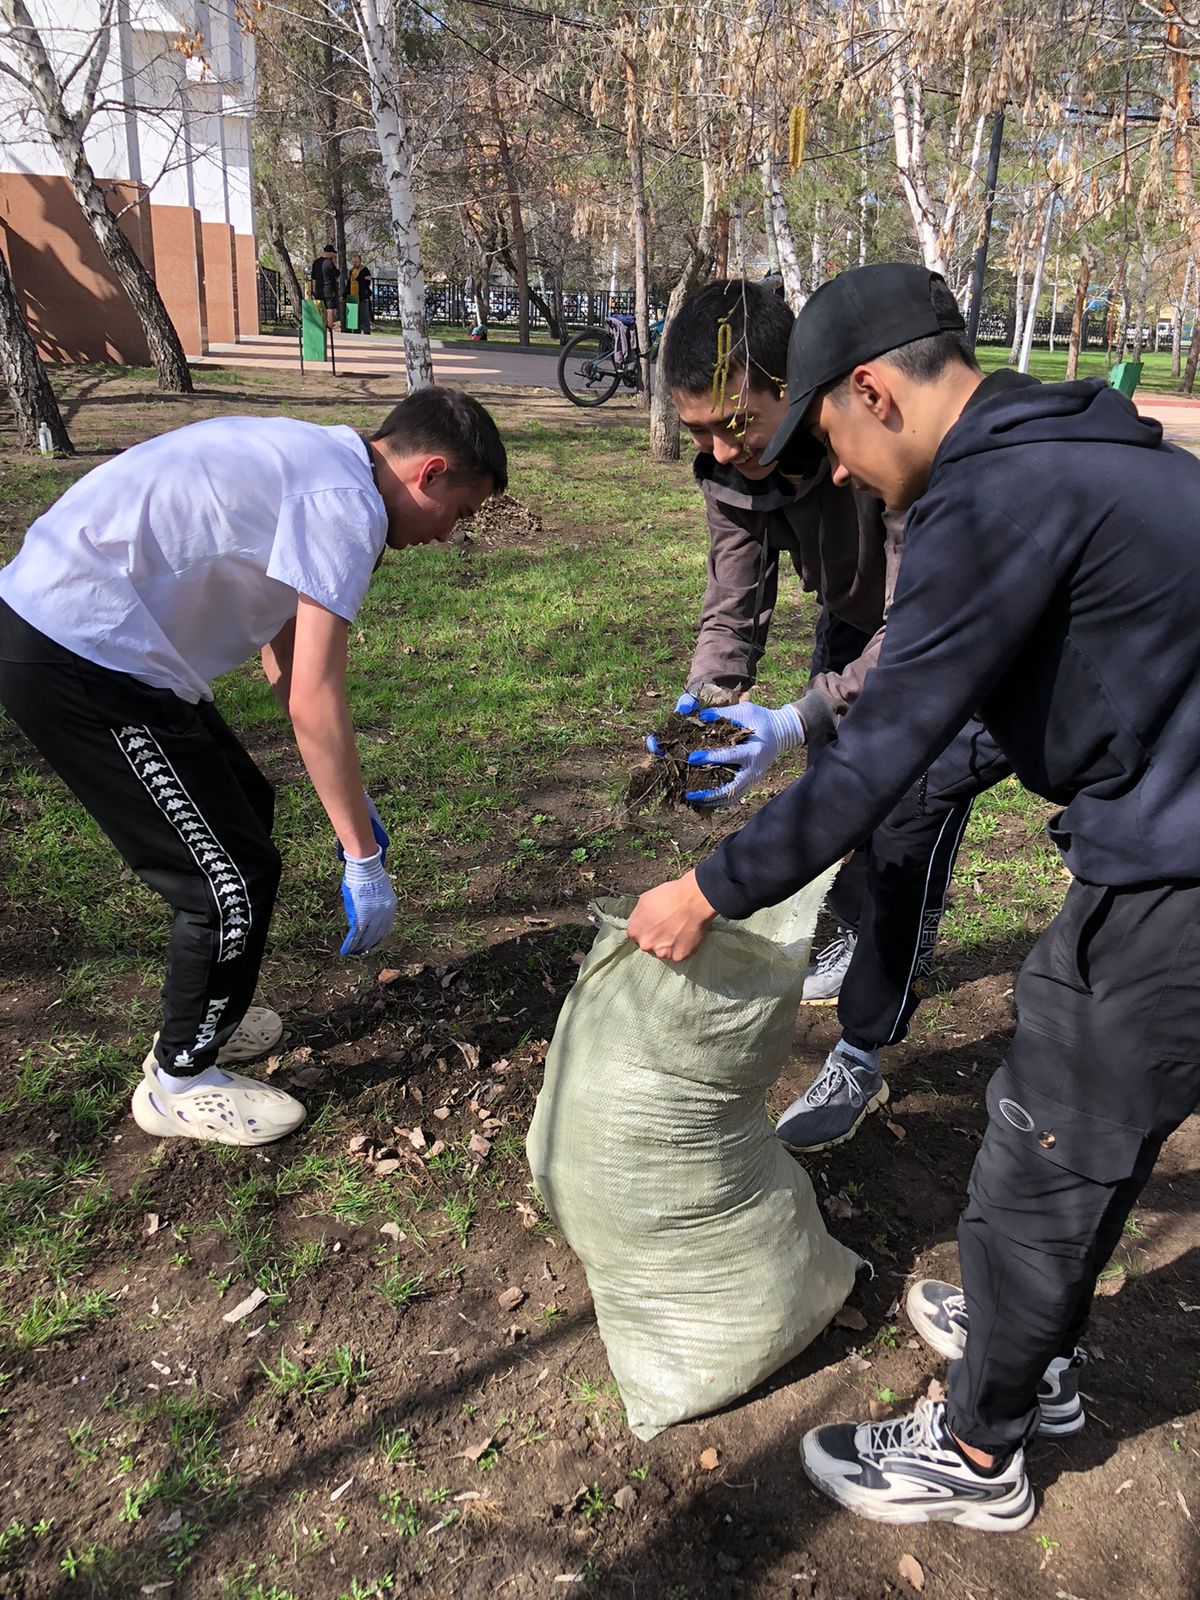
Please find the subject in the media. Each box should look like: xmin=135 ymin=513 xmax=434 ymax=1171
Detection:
xmin=761 ymin=264 xmax=966 ymax=467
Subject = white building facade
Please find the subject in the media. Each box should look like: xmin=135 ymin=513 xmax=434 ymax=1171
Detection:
xmin=0 ymin=0 xmax=257 ymax=362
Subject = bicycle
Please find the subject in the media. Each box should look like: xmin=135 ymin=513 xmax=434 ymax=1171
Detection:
xmin=557 ymin=314 xmax=665 ymax=407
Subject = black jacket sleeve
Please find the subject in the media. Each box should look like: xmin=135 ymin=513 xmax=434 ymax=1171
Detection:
xmin=695 ymin=476 xmax=1058 ymax=919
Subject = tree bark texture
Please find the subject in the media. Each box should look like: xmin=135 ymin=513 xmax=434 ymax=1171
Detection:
xmin=1 ymin=0 xmax=193 ymax=392
xmin=351 ymin=0 xmax=433 ymax=388
xmin=624 ymin=50 xmax=651 ymax=410
xmin=1065 ymin=246 xmax=1090 ymax=382
xmin=0 ymin=245 xmax=74 ymax=452
xmin=650 ymin=155 xmax=718 ymax=461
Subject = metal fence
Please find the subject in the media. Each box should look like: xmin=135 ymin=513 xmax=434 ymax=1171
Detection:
xmin=257 ymin=265 xmax=637 ymax=333
xmin=260 ymin=266 xmax=1170 ymax=353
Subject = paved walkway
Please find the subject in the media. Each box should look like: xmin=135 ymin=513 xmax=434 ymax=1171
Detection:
xmin=193 ymin=332 xmax=560 ymax=387
xmin=194 ymin=332 xmax=1200 ymax=447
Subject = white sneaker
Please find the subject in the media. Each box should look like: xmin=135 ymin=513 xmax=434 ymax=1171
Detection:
xmin=802 ymin=928 xmax=857 ymax=1003
xmin=802 ymin=1399 xmax=1035 ymax=1530
xmin=132 ymin=1055 xmax=305 ymax=1147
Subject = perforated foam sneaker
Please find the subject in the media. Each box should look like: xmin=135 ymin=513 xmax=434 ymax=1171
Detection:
xmin=802 ymin=927 xmax=857 ymax=1003
xmin=801 ymin=1398 xmax=1035 ymax=1530
xmin=906 ymin=1280 xmax=1087 ymax=1437
xmin=775 ymin=1045 xmax=888 ymax=1154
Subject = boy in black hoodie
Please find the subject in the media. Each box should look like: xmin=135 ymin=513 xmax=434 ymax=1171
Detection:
xmin=628 ymin=264 xmax=1200 ymax=1530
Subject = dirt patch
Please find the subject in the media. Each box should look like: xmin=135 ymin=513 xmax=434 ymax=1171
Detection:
xmin=625 ymin=709 xmax=750 ymax=812
xmin=464 ymin=492 xmax=543 ymax=544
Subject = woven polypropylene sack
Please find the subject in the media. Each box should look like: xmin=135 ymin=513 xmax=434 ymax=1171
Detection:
xmin=526 ymin=882 xmax=858 ymax=1440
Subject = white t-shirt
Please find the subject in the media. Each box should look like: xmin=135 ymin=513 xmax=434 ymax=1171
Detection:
xmin=0 ymin=417 xmax=388 ymax=703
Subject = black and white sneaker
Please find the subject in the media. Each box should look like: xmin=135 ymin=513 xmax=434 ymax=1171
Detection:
xmin=906 ymin=1280 xmax=1087 ymax=1437
xmin=906 ymin=1279 xmax=970 ymax=1360
xmin=801 ymin=1399 xmax=1035 ymax=1531
xmin=802 ymin=927 xmax=857 ymax=1003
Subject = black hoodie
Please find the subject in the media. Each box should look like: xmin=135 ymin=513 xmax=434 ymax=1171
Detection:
xmin=696 ymin=374 xmax=1200 ymax=918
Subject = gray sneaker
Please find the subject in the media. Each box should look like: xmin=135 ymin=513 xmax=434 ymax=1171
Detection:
xmin=775 ymin=1045 xmax=889 ymax=1154
xmin=906 ymin=1280 xmax=1087 ymax=1437
xmin=803 ymin=927 xmax=857 ymax=1002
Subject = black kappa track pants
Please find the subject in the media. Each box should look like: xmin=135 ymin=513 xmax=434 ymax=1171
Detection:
xmin=947 ymin=878 xmax=1200 ymax=1452
xmin=0 ymin=603 xmax=281 ymax=1075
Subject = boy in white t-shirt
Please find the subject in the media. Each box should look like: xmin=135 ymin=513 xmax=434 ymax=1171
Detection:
xmin=0 ymin=386 xmax=506 ymax=1148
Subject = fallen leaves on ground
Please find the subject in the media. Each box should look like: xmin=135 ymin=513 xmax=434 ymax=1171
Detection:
xmin=898 ymin=1553 xmax=926 ymax=1591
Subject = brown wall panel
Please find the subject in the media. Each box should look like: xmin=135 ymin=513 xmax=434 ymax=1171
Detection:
xmin=148 ymin=202 xmax=207 ymax=357
xmin=0 ymin=172 xmax=152 ymax=364
xmin=200 ymin=221 xmax=236 ymax=344
xmin=233 ymin=231 xmax=259 ymax=336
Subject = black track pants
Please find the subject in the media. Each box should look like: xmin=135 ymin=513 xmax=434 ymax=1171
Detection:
xmin=826 ymin=719 xmax=1012 ymax=1049
xmin=947 ymin=879 xmax=1200 ymax=1453
xmin=0 ymin=603 xmax=281 ymax=1074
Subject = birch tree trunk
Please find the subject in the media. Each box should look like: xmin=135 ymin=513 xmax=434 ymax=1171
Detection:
xmin=811 ymin=199 xmax=826 ymax=289
xmin=1008 ymin=253 xmax=1026 ymax=365
xmin=0 ymin=247 xmax=73 ymax=452
xmin=1018 ymin=193 xmax=1056 ymax=372
xmin=878 ymin=0 xmax=945 ymax=272
xmin=0 ymin=0 xmax=192 ymax=392
xmin=1130 ymin=248 xmax=1150 ymax=361
xmin=624 ymin=49 xmax=651 ymax=411
xmin=650 ymin=157 xmax=719 ymax=461
xmin=762 ymin=155 xmax=808 ymax=309
xmin=1065 ymin=245 xmax=1090 ymax=381
xmin=1172 ymin=258 xmax=1192 ymax=378
xmin=1166 ymin=0 xmax=1200 ymax=391
xmin=350 ymin=0 xmax=433 ymax=389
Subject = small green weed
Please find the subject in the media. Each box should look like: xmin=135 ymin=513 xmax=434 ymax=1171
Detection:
xmin=378 ymin=1490 xmax=420 ymax=1534
xmin=260 ymin=1345 xmax=371 ymax=1398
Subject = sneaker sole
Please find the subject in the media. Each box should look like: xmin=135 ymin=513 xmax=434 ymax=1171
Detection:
xmin=779 ymin=1079 xmax=890 ymax=1156
xmin=1036 ymin=1403 xmax=1085 ymax=1438
xmin=800 ymin=1449 xmax=1036 ymax=1531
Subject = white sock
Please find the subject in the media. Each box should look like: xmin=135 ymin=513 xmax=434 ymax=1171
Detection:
xmin=157 ymin=1063 xmax=230 ymax=1094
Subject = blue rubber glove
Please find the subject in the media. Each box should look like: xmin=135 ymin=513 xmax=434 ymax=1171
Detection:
xmin=337 ymin=792 xmax=390 ymax=864
xmin=645 ymin=692 xmax=700 ymax=758
xmin=340 ymin=848 xmax=398 ymax=955
xmin=684 ymin=700 xmax=806 ymax=808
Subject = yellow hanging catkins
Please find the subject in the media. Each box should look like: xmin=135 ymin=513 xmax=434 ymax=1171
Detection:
xmin=711 ymin=317 xmax=733 ymax=411
xmin=789 ymin=105 xmax=807 ymax=173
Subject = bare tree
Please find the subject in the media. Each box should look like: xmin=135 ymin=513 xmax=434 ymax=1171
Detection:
xmin=0 ymin=244 xmax=73 ymax=452
xmin=0 ymin=0 xmax=193 ymax=392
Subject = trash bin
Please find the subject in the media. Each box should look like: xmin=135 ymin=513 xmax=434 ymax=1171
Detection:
xmin=301 ymin=298 xmax=327 ymax=362
xmin=344 ymin=297 xmax=359 ymax=332
xmin=1109 ymin=360 xmax=1143 ymax=399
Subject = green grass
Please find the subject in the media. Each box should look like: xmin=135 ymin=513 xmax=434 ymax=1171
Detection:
xmin=259 ymin=1344 xmax=372 ymax=1398
xmin=975 ymin=344 xmax=1190 ymax=394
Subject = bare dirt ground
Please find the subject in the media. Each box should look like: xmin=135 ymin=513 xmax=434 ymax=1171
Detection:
xmin=0 ymin=374 xmax=1197 ymax=1600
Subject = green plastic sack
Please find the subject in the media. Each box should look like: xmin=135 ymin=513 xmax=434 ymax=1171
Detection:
xmin=526 ymin=883 xmax=858 ymax=1440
